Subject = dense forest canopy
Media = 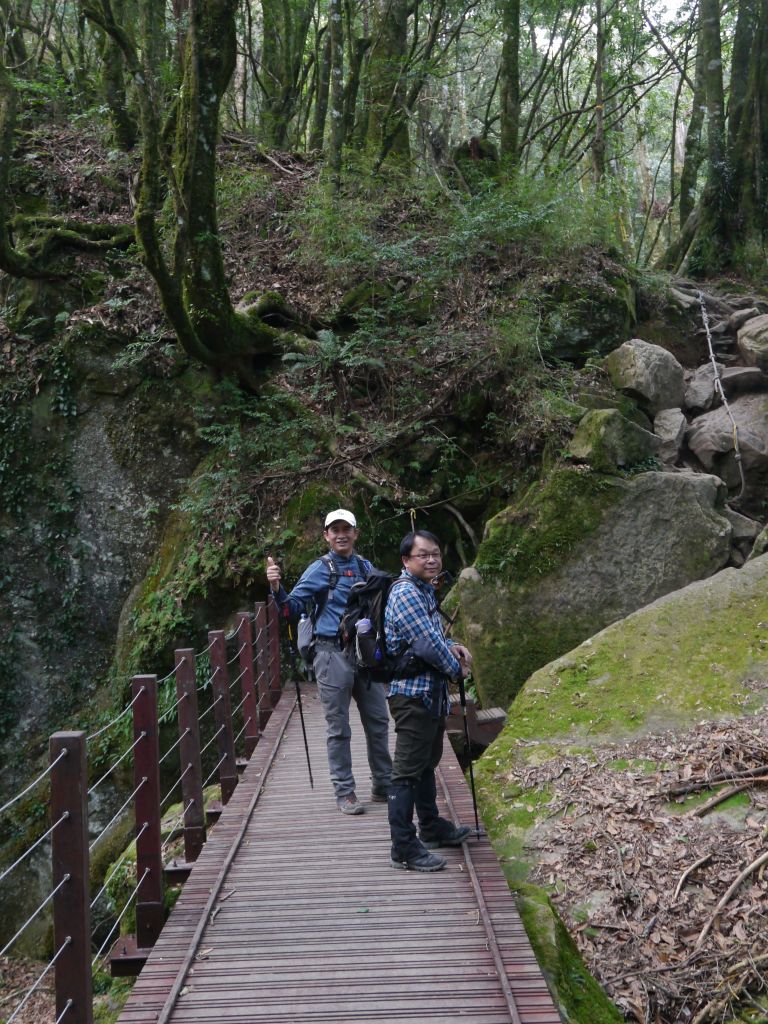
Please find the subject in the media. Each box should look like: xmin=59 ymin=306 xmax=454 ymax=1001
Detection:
xmin=0 ymin=0 xmax=765 ymax=388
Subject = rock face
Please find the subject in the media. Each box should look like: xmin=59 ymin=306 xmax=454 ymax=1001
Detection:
xmin=737 ymin=313 xmax=768 ymax=370
xmin=685 ymin=393 xmax=768 ymax=489
xmin=0 ymin=328 xmax=211 ymax=803
xmin=603 ymin=338 xmax=685 ymax=415
xmin=456 ymin=467 xmax=733 ymax=709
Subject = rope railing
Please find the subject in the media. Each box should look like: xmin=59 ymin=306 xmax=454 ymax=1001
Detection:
xmin=91 ymin=867 xmax=151 ymax=969
xmin=6 ymin=936 xmax=72 ymax=1024
xmin=0 ymin=600 xmax=281 ymax=1024
xmin=90 ymin=822 xmax=149 ymax=910
xmin=86 ymin=687 xmax=146 ymax=742
xmin=87 ymin=732 xmax=146 ymax=797
xmin=0 ymin=812 xmax=69 ymax=884
xmin=0 ymin=747 xmax=68 ymax=817
xmin=89 ymin=778 xmax=148 ymax=855
xmin=158 ymin=726 xmax=191 ymax=766
xmin=0 ymin=873 xmax=70 ymax=957
xmin=197 ymin=665 xmax=219 ymax=692
xmin=160 ymin=763 xmax=193 ymax=810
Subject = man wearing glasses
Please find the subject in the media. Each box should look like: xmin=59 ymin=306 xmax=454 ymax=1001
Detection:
xmin=384 ymin=530 xmax=473 ymax=871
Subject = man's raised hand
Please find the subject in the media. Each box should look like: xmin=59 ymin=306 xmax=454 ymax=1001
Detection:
xmin=266 ymin=555 xmax=281 ymax=593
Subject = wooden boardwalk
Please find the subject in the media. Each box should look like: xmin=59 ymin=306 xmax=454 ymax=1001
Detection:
xmin=117 ymin=683 xmax=561 ymax=1024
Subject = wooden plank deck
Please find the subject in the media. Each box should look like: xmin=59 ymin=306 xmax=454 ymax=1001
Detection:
xmin=117 ymin=683 xmax=561 ymax=1024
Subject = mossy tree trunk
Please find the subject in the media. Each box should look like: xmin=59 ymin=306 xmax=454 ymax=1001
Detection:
xmin=258 ymin=0 xmax=316 ymax=148
xmin=100 ymin=32 xmax=138 ymax=150
xmin=498 ymin=0 xmax=520 ymax=166
xmin=681 ymin=0 xmax=768 ymax=274
xmin=83 ymin=0 xmax=308 ymax=388
xmin=309 ymin=26 xmax=330 ymax=150
xmin=366 ymin=0 xmax=411 ymax=166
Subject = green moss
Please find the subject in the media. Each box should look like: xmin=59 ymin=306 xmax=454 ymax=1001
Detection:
xmin=475 ymin=467 xmax=624 ymax=583
xmin=93 ymin=974 xmax=135 ymax=1024
xmin=504 ymin=567 xmax=768 ymax=748
xmin=516 ymin=884 xmax=623 ymax=1023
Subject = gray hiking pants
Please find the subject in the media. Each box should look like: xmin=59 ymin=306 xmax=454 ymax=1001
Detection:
xmin=313 ymin=642 xmax=392 ymax=798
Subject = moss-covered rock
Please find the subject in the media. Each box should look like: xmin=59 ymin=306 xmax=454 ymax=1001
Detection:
xmin=456 ymin=466 xmax=732 ymax=708
xmin=473 ymin=555 xmax=768 ymax=1021
xmin=567 ymin=408 xmax=661 ymax=474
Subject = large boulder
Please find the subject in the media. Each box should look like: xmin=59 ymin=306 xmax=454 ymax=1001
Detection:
xmin=684 ymin=362 xmax=723 ymax=413
xmin=737 ymin=313 xmax=768 ymax=370
xmin=685 ymin=393 xmax=768 ymax=497
xmin=567 ymin=409 xmax=661 ymax=473
xmin=456 ymin=467 xmax=732 ymax=709
xmin=603 ymin=339 xmax=685 ymax=415
xmin=606 ymin=337 xmax=688 ymax=413
xmin=475 ymin=556 xmax=768 ymax=1018
xmin=653 ymin=408 xmax=686 ymax=464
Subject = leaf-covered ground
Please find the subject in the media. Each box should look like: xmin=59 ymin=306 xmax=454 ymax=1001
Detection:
xmin=518 ymin=713 xmax=768 ymax=1022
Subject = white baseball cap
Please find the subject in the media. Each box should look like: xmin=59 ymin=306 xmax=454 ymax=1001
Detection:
xmin=324 ymin=508 xmax=357 ymax=528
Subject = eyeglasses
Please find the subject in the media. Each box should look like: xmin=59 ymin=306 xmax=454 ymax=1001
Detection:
xmin=409 ymin=551 xmax=442 ymax=561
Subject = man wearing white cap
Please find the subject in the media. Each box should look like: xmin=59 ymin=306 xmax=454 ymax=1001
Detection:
xmin=266 ymin=509 xmax=392 ymax=814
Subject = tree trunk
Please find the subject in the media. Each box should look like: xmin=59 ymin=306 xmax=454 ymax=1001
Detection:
xmin=679 ymin=27 xmax=706 ymax=228
xmin=328 ymin=0 xmax=345 ymax=188
xmin=499 ymin=0 xmax=520 ymax=165
xmin=100 ymin=34 xmax=138 ymax=150
xmin=258 ymin=0 xmax=316 ymax=148
xmin=309 ymin=27 xmax=331 ymax=150
xmin=366 ymin=0 xmax=411 ymax=165
xmin=592 ymin=0 xmax=606 ymax=182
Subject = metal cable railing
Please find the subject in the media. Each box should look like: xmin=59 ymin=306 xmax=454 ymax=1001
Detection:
xmin=0 ymin=601 xmax=279 ymax=1020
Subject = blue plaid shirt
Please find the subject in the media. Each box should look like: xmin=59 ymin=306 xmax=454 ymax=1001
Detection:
xmin=384 ymin=570 xmax=460 ymax=713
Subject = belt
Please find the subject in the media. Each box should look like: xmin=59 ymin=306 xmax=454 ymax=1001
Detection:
xmin=315 ymin=636 xmax=339 ymax=647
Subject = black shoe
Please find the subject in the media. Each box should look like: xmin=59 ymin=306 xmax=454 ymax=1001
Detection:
xmin=391 ymin=850 xmax=447 ymax=872
xmin=370 ymin=786 xmax=390 ymax=803
xmin=421 ymin=825 xmax=472 ymax=848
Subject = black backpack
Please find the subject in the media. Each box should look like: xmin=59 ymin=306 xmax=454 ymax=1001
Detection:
xmin=338 ymin=571 xmax=418 ymax=682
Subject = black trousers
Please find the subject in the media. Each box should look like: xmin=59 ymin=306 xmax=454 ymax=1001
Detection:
xmin=388 ymin=694 xmax=451 ymax=858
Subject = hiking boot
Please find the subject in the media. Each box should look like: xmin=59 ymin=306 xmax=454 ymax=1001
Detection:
xmin=421 ymin=824 xmax=472 ymax=848
xmin=391 ymin=849 xmax=447 ymax=872
xmin=370 ymin=786 xmax=390 ymax=803
xmin=337 ymin=794 xmax=364 ymax=815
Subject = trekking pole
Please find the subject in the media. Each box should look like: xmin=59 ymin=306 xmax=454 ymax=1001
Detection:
xmin=456 ymin=666 xmax=481 ymax=838
xmin=433 ymin=571 xmax=482 ymax=839
xmin=286 ymin=621 xmax=314 ymax=789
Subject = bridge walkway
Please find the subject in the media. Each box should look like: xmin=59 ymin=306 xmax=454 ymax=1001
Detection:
xmin=117 ymin=682 xmax=560 ymax=1024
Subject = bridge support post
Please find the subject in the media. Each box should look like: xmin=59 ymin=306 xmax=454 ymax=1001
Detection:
xmin=208 ymin=631 xmax=238 ymax=805
xmin=132 ymin=675 xmax=164 ymax=950
xmin=254 ymin=602 xmax=271 ymax=730
xmin=235 ymin=612 xmax=259 ymax=759
xmin=50 ymin=731 xmax=93 ymax=1024
xmin=172 ymin=649 xmax=205 ymax=870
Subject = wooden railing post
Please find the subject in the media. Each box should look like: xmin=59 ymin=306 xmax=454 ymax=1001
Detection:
xmin=174 ymin=649 xmax=205 ymax=864
xmin=254 ymin=601 xmax=271 ymax=730
xmin=132 ymin=675 xmax=164 ymax=950
xmin=235 ymin=612 xmax=259 ymax=758
xmin=208 ymin=631 xmax=238 ymax=804
xmin=50 ymin=731 xmax=92 ymax=1024
xmin=266 ymin=598 xmax=282 ymax=706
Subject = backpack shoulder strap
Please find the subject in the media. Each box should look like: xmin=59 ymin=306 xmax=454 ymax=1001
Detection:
xmin=313 ymin=555 xmax=338 ymax=619
xmin=355 ymin=555 xmax=370 ymax=580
